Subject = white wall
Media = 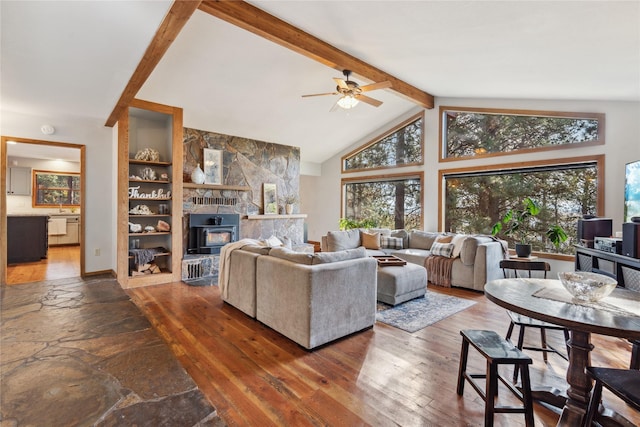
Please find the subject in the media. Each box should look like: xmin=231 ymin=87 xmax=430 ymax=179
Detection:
xmin=303 ymin=98 xmax=640 ymax=272
xmin=2 ymin=110 xmax=115 ymax=274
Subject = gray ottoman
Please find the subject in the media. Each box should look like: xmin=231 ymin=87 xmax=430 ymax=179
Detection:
xmin=377 ymin=262 xmax=427 ymax=305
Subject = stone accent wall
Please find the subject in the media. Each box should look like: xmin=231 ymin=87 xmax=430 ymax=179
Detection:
xmin=182 ymin=127 xmax=303 ymax=245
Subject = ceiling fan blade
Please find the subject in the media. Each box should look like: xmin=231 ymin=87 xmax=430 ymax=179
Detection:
xmin=302 ymin=92 xmax=338 ymax=98
xmin=333 ymin=77 xmax=349 ymax=90
xmin=356 ymin=94 xmax=383 ymax=107
xmin=360 ymin=80 xmax=392 ymax=92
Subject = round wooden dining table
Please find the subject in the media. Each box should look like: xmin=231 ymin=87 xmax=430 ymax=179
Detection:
xmin=484 ymin=278 xmax=640 ymax=427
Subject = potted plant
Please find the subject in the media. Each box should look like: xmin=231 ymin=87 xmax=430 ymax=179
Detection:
xmin=491 ymin=197 xmax=568 ymax=257
xmin=338 ymin=218 xmax=378 ymax=231
xmin=280 ymin=194 xmax=299 ymax=214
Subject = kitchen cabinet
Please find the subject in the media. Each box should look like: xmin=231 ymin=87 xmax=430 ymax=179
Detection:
xmin=48 ymin=216 xmax=80 ymax=246
xmin=6 ymin=167 xmax=31 ymax=196
xmin=8 ymin=215 xmax=48 ymax=263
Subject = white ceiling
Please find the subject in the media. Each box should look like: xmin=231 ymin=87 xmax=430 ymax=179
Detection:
xmin=2 ymin=1 xmax=639 ymax=165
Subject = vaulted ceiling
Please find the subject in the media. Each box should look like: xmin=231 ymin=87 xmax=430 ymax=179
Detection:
xmin=2 ymin=1 xmax=639 ymax=165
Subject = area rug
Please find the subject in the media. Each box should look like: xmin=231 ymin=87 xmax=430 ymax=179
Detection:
xmin=376 ymin=291 xmax=476 ymax=333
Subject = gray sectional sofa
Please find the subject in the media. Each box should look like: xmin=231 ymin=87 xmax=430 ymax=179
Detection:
xmin=321 ymin=229 xmax=507 ymax=291
xmin=221 ymin=244 xmax=377 ymax=349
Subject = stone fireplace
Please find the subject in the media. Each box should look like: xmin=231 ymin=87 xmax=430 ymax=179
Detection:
xmin=181 ymin=127 xmax=307 ymax=283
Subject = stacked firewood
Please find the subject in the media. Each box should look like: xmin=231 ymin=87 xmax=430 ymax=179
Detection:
xmin=131 ymin=262 xmax=161 ymax=276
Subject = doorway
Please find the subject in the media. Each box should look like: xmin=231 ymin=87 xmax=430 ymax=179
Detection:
xmin=1 ymin=136 xmax=85 ymax=285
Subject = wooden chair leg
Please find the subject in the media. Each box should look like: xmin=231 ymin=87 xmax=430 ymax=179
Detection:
xmin=540 ymin=328 xmax=549 ymax=363
xmin=486 ymin=361 xmax=498 ymax=427
xmin=457 ymin=338 xmax=469 ymax=395
xmin=519 ymin=364 xmax=535 ymax=427
xmin=631 ymin=340 xmax=640 ymax=370
xmin=513 ymin=327 xmax=526 ymax=383
xmin=564 ymin=329 xmax=571 ymax=359
xmin=584 ymin=378 xmax=603 ymax=427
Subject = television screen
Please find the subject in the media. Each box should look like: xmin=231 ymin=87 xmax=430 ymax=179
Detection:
xmin=625 ymin=160 xmax=640 ymax=222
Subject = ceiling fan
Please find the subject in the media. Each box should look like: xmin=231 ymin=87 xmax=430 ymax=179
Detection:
xmin=302 ymin=70 xmax=392 ymax=110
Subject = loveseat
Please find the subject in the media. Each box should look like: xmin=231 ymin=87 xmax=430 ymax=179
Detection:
xmin=221 ymin=243 xmax=378 ymax=349
xmin=321 ymin=229 xmax=507 ymax=291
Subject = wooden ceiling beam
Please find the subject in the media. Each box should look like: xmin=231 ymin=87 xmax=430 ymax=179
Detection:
xmin=198 ymin=0 xmax=434 ymax=109
xmin=105 ymin=1 xmax=202 ymax=127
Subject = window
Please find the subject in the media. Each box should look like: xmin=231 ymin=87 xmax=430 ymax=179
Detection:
xmin=342 ymin=112 xmax=424 ymax=172
xmin=440 ymin=106 xmax=604 ymax=160
xmin=441 ymin=157 xmax=603 ymax=256
xmin=342 ymin=173 xmax=423 ymax=230
xmin=33 ymin=170 xmax=81 ymax=208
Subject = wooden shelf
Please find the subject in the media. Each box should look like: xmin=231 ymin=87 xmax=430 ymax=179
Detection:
xmin=128 ymin=232 xmax=171 ymax=236
xmin=183 ymin=183 xmax=251 ymax=191
xmin=129 ymin=179 xmax=171 ymax=184
xmin=129 ymin=197 xmax=172 ymax=201
xmin=129 ymin=214 xmax=171 ymax=217
xmin=129 ymin=159 xmax=171 ymax=166
xmin=246 ymin=214 xmax=307 ymax=220
xmin=128 ymin=252 xmax=170 ymax=259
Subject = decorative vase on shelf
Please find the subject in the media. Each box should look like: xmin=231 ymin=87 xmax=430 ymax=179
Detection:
xmin=285 ymin=204 xmax=294 ymax=215
xmin=191 ymin=163 xmax=205 ymax=184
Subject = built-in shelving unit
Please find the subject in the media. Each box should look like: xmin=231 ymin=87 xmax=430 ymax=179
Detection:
xmin=117 ymin=99 xmax=183 ymax=288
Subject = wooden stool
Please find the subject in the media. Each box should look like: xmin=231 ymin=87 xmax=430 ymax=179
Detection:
xmin=457 ymin=329 xmax=534 ymax=427
xmin=584 ymin=367 xmax=640 ymax=427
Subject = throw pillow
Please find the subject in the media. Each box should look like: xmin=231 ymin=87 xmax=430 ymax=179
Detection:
xmin=264 ymin=235 xmax=283 ymax=247
xmin=381 ymin=235 xmax=404 ymax=249
xmin=430 ymin=242 xmax=455 ymax=258
xmin=312 ymin=246 xmax=367 ymax=264
xmin=326 ymin=229 xmax=361 ymax=252
xmin=361 ymin=231 xmax=381 ymax=249
xmin=435 ymin=234 xmax=453 ymax=244
xmin=450 ymin=234 xmax=467 ymax=258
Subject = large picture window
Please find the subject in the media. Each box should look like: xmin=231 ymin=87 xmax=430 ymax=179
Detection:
xmin=33 ymin=170 xmax=81 ymax=208
xmin=440 ymin=106 xmax=604 ymax=161
xmin=342 ymin=112 xmax=424 ymax=172
xmin=343 ymin=173 xmax=423 ymax=230
xmin=441 ymin=156 xmax=603 ymax=256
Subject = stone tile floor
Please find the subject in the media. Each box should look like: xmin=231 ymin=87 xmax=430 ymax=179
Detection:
xmin=1 ymin=276 xmax=224 ymax=426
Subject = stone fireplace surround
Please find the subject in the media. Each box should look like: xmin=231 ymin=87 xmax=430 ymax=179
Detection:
xmin=181 ymin=127 xmax=306 ymax=282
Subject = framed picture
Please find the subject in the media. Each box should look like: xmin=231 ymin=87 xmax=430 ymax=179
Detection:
xmin=203 ymin=148 xmax=222 ymax=185
xmin=263 ymin=183 xmax=278 ymax=214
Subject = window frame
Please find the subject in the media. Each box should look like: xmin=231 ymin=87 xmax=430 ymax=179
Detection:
xmin=439 ymin=106 xmax=605 ymax=162
xmin=32 ymin=169 xmax=81 ymax=208
xmin=341 ymin=111 xmax=425 ymax=173
xmin=341 ymin=171 xmax=425 ymax=231
xmin=438 ymin=155 xmax=605 ymax=261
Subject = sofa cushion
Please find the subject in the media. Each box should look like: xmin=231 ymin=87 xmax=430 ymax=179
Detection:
xmin=361 ymin=231 xmax=381 ymax=250
xmin=368 ymin=228 xmax=392 ymax=236
xmin=408 ymin=231 xmax=441 ymax=250
xmin=312 ymin=246 xmax=367 ymax=264
xmin=326 ymin=229 xmax=361 ymax=252
xmin=381 ymin=235 xmax=404 ymax=249
xmin=451 ymin=234 xmax=467 ymax=258
xmin=430 ymin=242 xmax=455 ymax=258
xmin=269 ymin=247 xmax=314 ymax=265
xmin=391 ymin=229 xmax=409 ymax=249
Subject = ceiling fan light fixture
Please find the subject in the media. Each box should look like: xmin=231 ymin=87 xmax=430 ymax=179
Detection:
xmin=337 ymin=95 xmax=359 ymax=109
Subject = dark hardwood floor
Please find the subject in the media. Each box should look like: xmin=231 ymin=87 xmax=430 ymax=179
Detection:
xmin=129 ymin=282 xmax=640 ymax=427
